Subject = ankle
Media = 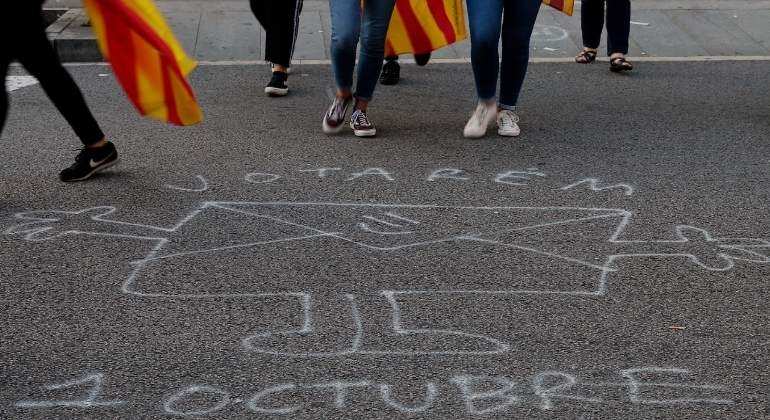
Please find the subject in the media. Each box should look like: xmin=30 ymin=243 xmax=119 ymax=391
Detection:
xmin=272 ymin=64 xmax=289 ymax=73
xmin=354 ymin=100 xmax=368 ymax=113
xmin=337 ymin=92 xmax=352 ymax=101
xmin=88 ymin=138 xmax=109 ymax=148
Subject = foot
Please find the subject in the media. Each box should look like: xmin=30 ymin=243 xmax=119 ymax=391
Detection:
xmin=575 ymin=48 xmax=597 ymax=64
xmin=322 ymin=96 xmax=352 ymax=134
xmin=463 ymin=101 xmax=497 ymax=139
xmin=497 ymin=109 xmax=521 ymax=137
xmin=414 ymin=52 xmax=431 ymax=66
xmin=609 ymin=55 xmax=633 ymax=72
xmin=264 ymin=71 xmax=289 ymax=97
xmin=350 ymin=109 xmax=376 ymax=137
xmin=59 ymin=142 xmax=119 ymax=182
xmin=380 ymin=60 xmax=400 ymax=85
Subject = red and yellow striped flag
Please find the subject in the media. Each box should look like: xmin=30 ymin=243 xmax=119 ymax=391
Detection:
xmin=83 ymin=0 xmax=203 ymax=126
xmin=542 ymin=0 xmax=575 ymax=16
xmin=385 ymin=0 xmax=466 ymax=57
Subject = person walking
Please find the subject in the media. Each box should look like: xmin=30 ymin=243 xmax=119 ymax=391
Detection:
xmin=463 ymin=0 xmax=541 ymax=139
xmin=249 ymin=0 xmax=304 ymax=96
xmin=322 ymin=0 xmax=396 ymax=137
xmin=574 ymin=0 xmax=633 ymax=72
xmin=1 ymin=1 xmax=118 ymax=182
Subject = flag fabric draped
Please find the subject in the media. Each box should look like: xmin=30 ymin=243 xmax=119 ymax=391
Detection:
xmin=542 ymin=0 xmax=575 ymax=16
xmin=83 ymin=0 xmax=203 ymax=126
xmin=385 ymin=0 xmax=466 ymax=57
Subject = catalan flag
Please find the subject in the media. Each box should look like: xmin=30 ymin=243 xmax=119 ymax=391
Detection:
xmin=82 ymin=0 xmax=203 ymax=126
xmin=385 ymin=0 xmax=466 ymax=57
xmin=542 ymin=0 xmax=575 ymax=16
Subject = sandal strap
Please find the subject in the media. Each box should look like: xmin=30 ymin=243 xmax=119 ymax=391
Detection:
xmin=575 ymin=50 xmax=597 ymax=62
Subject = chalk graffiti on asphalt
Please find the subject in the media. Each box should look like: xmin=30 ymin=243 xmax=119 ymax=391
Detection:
xmin=160 ymin=168 xmax=636 ymax=196
xmin=6 ymin=201 xmax=769 ymax=357
xmin=15 ymin=367 xmax=733 ymax=415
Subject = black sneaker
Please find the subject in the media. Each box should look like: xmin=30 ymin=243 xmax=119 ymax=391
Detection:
xmin=322 ymin=96 xmax=352 ymax=134
xmin=414 ymin=52 xmax=431 ymax=66
xmin=264 ymin=71 xmax=289 ymax=97
xmin=350 ymin=109 xmax=376 ymax=137
xmin=59 ymin=142 xmax=119 ymax=182
xmin=379 ymin=59 xmax=400 ymax=85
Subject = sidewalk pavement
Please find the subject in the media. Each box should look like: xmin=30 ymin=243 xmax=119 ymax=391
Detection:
xmin=42 ymin=0 xmax=770 ymax=62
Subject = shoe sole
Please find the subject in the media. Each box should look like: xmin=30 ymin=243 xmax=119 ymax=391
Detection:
xmin=353 ymin=128 xmax=376 ymax=137
xmin=323 ymin=119 xmax=346 ymax=134
xmin=610 ymin=65 xmax=633 ymax=73
xmin=463 ymin=131 xmax=486 ymax=139
xmin=265 ymin=87 xmax=289 ymax=97
xmin=61 ymin=158 xmax=120 ymax=182
xmin=498 ymin=129 xmax=520 ymax=137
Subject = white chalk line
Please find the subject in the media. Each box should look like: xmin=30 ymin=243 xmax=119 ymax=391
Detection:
xmin=165 ymin=175 xmax=209 ymax=193
xmin=15 ymin=373 xmax=126 ymax=409
xmin=5 ymin=75 xmax=39 ymax=92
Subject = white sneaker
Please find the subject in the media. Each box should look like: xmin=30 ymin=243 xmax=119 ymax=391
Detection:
xmin=497 ymin=109 xmax=521 ymax=137
xmin=463 ymin=101 xmax=497 ymax=138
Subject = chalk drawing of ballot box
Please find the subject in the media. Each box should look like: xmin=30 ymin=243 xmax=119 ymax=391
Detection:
xmin=8 ymin=201 xmax=770 ymax=356
xmin=126 ymin=202 xmax=630 ymax=297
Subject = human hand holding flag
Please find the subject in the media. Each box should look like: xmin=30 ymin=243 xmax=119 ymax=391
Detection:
xmin=83 ymin=0 xmax=203 ymax=126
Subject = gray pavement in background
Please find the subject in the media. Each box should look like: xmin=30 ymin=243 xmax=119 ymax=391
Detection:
xmin=1 ymin=60 xmax=770 ymax=419
xmin=40 ymin=0 xmax=770 ymax=62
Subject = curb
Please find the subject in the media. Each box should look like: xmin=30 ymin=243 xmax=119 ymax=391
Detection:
xmin=46 ymin=8 xmax=103 ymax=63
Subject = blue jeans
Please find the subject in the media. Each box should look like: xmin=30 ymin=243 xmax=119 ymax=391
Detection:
xmin=467 ymin=0 xmax=541 ymax=110
xmin=329 ymin=0 xmax=396 ymax=102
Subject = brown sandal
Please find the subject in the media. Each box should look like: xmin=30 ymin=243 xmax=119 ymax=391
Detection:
xmin=575 ymin=50 xmax=597 ymax=64
xmin=610 ymin=57 xmax=634 ymax=72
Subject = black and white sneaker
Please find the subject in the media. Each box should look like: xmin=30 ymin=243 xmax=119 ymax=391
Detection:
xmin=264 ymin=71 xmax=289 ymax=97
xmin=59 ymin=142 xmax=119 ymax=182
xmin=350 ymin=109 xmax=376 ymax=137
xmin=322 ymin=96 xmax=352 ymax=134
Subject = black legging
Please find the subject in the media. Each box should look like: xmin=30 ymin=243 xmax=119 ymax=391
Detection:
xmin=581 ymin=0 xmax=631 ymax=56
xmin=249 ymin=0 xmax=304 ymax=68
xmin=1 ymin=4 xmax=104 ymax=145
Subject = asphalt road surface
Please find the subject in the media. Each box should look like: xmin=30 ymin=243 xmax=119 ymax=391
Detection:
xmin=1 ymin=61 xmax=769 ymax=419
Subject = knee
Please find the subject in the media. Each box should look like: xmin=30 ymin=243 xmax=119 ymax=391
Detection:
xmin=330 ymin=30 xmax=359 ymax=53
xmin=359 ymin=22 xmax=388 ymax=52
xmin=471 ymin=32 xmax=499 ymax=53
xmin=23 ymin=60 xmax=62 ymax=80
xmin=359 ymin=33 xmax=386 ymax=56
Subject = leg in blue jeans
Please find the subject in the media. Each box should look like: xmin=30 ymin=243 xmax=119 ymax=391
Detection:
xmin=355 ymin=0 xmax=395 ymax=102
xmin=467 ymin=0 xmax=504 ymax=102
xmin=498 ymin=0 xmax=541 ymax=109
xmin=328 ymin=0 xmax=395 ymax=102
xmin=329 ymin=0 xmax=360 ymax=94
